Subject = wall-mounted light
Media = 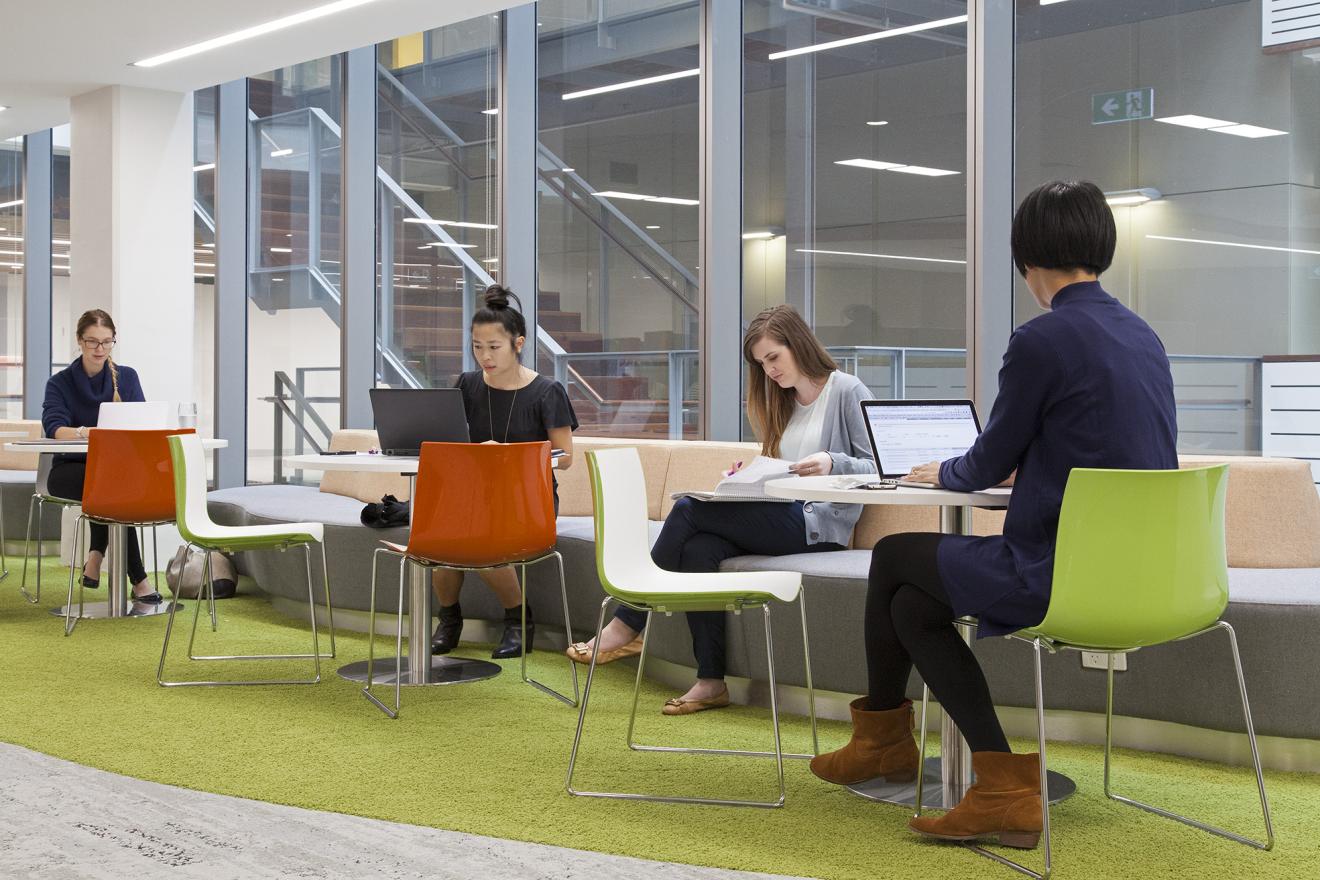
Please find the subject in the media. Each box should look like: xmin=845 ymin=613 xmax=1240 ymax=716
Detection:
xmin=1104 ymin=187 xmax=1162 ymax=207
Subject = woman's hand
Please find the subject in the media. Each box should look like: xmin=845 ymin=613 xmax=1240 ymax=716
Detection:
xmin=788 ymin=452 xmax=833 ymax=477
xmin=907 ymin=461 xmax=943 ymax=486
xmin=725 ymin=460 xmax=744 ymax=477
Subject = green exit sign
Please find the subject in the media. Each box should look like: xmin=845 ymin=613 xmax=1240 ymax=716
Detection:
xmin=1092 ymin=88 xmax=1154 ymax=125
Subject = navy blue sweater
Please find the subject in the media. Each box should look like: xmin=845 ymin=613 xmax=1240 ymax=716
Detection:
xmin=43 ymin=359 xmax=146 ymax=460
xmin=936 ymin=281 xmax=1177 ymax=636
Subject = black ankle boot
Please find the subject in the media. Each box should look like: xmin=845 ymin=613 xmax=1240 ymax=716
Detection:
xmin=431 ymin=603 xmax=463 ymax=655
xmin=492 ymin=604 xmax=533 ymax=659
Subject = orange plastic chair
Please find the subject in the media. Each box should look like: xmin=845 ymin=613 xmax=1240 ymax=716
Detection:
xmin=363 ymin=440 xmax=578 ymax=717
xmin=63 ymin=428 xmax=194 ymax=634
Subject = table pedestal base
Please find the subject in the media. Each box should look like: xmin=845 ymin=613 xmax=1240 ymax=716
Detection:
xmin=846 ymin=757 xmax=1077 ymax=808
xmin=336 ymin=656 xmax=502 ymax=686
xmin=50 ymin=601 xmax=176 ymax=620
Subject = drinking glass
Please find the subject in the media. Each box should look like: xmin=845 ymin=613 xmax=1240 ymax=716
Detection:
xmin=178 ymin=402 xmax=199 ymax=429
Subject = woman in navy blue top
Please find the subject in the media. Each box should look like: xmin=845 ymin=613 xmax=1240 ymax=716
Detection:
xmin=810 ymin=182 xmax=1178 ymax=851
xmin=42 ymin=309 xmax=158 ymax=602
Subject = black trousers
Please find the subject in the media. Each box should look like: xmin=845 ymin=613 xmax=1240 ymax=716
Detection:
xmin=866 ymin=533 xmax=1010 ymax=753
xmin=613 ymin=497 xmax=842 ymax=680
xmin=47 ymin=461 xmax=149 ymax=585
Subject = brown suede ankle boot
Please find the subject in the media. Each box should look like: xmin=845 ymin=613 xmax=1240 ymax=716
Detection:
xmin=908 ymin=751 xmax=1044 ymax=849
xmin=809 ymin=698 xmax=920 ymax=785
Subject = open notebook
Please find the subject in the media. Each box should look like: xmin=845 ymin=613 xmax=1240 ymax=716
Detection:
xmin=669 ymin=455 xmax=795 ymax=503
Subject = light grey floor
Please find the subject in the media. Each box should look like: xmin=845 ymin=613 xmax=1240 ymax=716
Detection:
xmin=0 ymin=742 xmax=812 ymax=880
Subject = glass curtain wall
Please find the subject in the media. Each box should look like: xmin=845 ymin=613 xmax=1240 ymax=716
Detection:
xmin=0 ymin=137 xmax=22 ymax=416
xmin=50 ymin=125 xmax=71 ymax=369
xmin=1015 ymin=0 xmax=1319 ymax=455
xmin=247 ymin=57 xmax=344 ymax=483
xmin=537 ymin=0 xmax=703 ymax=440
xmin=376 ymin=16 xmax=500 ymax=390
xmin=743 ymin=0 xmax=969 ymax=429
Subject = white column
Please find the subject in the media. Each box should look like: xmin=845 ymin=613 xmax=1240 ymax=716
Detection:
xmin=69 ymin=86 xmax=195 ymax=411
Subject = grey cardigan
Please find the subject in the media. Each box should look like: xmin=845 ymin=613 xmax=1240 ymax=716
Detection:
xmin=800 ymin=371 xmax=877 ymax=548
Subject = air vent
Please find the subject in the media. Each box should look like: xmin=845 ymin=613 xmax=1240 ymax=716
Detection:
xmin=1263 ymin=0 xmax=1320 ymax=47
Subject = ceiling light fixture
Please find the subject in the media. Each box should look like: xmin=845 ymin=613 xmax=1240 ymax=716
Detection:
xmin=866 ymin=120 xmax=889 ymax=126
xmin=561 ymin=167 xmax=575 ymax=173
xmin=770 ymin=15 xmax=967 ymax=60
xmin=270 ymin=148 xmax=293 ymax=158
xmin=132 ymin=0 xmax=383 ymax=67
xmin=403 ymin=218 xmax=499 ymax=230
xmin=0 ymin=199 xmax=23 ymax=209
xmin=562 ymin=67 xmax=700 ymax=101
xmin=419 ymin=242 xmax=478 ymax=250
xmin=797 ymin=247 xmax=966 ymax=265
xmin=645 ymin=225 xmax=661 ymax=230
xmin=742 ymin=231 xmax=780 ymax=240
xmin=835 ymin=158 xmax=959 ymax=176
xmin=1145 ymin=234 xmax=1320 ymax=256
xmin=0 ymin=107 xmax=8 ymax=113
xmin=269 ymin=247 xmax=292 ymax=253
xmin=594 ymin=190 xmax=699 ymax=205
xmin=1156 ymin=115 xmax=1287 ymax=138
xmin=1104 ymin=187 xmax=1162 ymax=207
xmin=481 ymin=108 xmax=499 ymax=115
xmin=192 ymin=162 xmax=215 ymax=172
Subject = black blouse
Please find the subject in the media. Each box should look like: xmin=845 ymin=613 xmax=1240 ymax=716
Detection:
xmin=454 ymin=371 xmax=578 ymax=445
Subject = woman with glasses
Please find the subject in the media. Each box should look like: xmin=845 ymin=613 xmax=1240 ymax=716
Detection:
xmin=41 ymin=309 xmax=160 ymax=603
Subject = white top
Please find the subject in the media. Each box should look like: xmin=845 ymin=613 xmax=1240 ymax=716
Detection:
xmin=778 ymin=372 xmax=835 ymax=463
xmin=764 ymin=475 xmax=1010 ymax=508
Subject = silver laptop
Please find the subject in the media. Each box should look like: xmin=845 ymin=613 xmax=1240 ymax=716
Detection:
xmin=859 ymin=399 xmax=982 ymax=487
xmin=97 ymin=401 xmax=172 ymax=430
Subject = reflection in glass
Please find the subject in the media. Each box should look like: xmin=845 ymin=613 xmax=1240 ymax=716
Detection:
xmin=0 ymin=137 xmax=21 ymax=417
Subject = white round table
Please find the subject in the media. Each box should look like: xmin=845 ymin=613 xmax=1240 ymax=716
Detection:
xmin=5 ymin=439 xmax=227 ymax=622
xmin=284 ymin=452 xmax=509 ymax=688
xmin=763 ymin=475 xmax=1074 ymax=809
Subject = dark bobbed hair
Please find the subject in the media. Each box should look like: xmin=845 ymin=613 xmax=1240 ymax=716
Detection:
xmin=471 ymin=285 xmax=527 ymax=355
xmin=1011 ymin=180 xmax=1116 ymax=277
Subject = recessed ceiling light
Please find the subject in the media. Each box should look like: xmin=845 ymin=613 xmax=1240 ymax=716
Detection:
xmin=645 ymin=225 xmax=661 ymax=230
xmin=270 ymin=148 xmax=293 ymax=158
xmin=403 ymin=218 xmax=499 ymax=230
xmin=1155 ymin=115 xmax=1236 ymax=130
xmin=561 ymin=167 xmax=575 ymax=173
xmin=192 ymin=162 xmax=215 ymax=172
xmin=1210 ymin=123 xmax=1286 ymax=138
xmin=1104 ymin=187 xmax=1162 ymax=207
xmin=194 ymin=262 xmax=216 ymax=268
xmin=481 ymin=108 xmax=499 ymax=115
xmin=482 ymin=258 xmax=500 ymax=263
xmin=836 ymin=158 xmax=905 ymax=171
xmin=1156 ymin=115 xmax=1287 ymax=138
xmin=593 ymin=190 xmax=700 ymax=206
xmin=269 ymin=247 xmax=292 ymax=253
xmin=419 ymin=242 xmax=478 ymax=250
xmin=742 ymin=231 xmax=777 ymax=240
xmin=0 ymin=199 xmax=23 ymax=209
xmin=889 ymin=164 xmax=960 ymax=177
xmin=132 ymin=0 xmax=383 ymax=67
xmin=647 ymin=196 xmax=701 ymax=206
xmin=835 ymin=158 xmax=959 ymax=176
xmin=797 ymin=248 xmax=966 ymax=265
xmin=562 ymin=68 xmax=700 ymax=101
xmin=866 ymin=120 xmax=888 ymax=126
xmin=1145 ymin=234 xmax=1320 ymax=256
xmin=770 ymin=15 xmax=967 ymax=60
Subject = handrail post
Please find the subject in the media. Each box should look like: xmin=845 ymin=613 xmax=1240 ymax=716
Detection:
xmin=273 ymin=372 xmax=285 ymax=485
xmin=668 ymin=351 xmax=683 ymax=440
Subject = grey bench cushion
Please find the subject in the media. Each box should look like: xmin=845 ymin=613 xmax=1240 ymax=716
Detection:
xmin=722 ymin=550 xmax=870 ymax=580
xmin=208 ymin=485 xmax=366 ymax=528
xmin=555 ymin=515 xmax=665 ymax=547
xmin=1226 ymin=568 xmax=1320 ymax=605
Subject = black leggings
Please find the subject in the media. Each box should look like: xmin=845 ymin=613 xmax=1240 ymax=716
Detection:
xmin=866 ymin=533 xmax=1010 ymax=753
xmin=47 ymin=461 xmax=149 ymax=585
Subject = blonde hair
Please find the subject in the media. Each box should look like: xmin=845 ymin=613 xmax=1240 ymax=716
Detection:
xmin=76 ymin=309 xmax=121 ymax=402
xmin=743 ymin=305 xmax=837 ymax=458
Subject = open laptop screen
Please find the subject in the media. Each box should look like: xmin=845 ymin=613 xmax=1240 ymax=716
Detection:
xmin=860 ymin=400 xmax=982 ymax=478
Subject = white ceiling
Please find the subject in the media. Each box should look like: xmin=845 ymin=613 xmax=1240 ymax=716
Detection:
xmin=0 ymin=0 xmax=516 ymax=140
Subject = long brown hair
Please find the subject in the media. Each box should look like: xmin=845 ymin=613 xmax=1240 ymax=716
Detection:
xmin=76 ymin=309 xmax=121 ymax=402
xmin=743 ymin=305 xmax=837 ymax=457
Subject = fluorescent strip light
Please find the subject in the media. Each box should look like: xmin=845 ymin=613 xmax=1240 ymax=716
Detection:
xmin=836 ymin=158 xmax=959 ymax=176
xmin=0 ymin=199 xmax=22 ymax=209
xmin=1040 ymin=0 xmax=1074 ymax=5
xmin=1210 ymin=123 xmax=1286 ymax=138
xmin=0 ymin=107 xmax=7 ymax=112
xmin=561 ymin=167 xmax=575 ymax=173
xmin=742 ymin=231 xmax=776 ymax=240
xmin=562 ymin=67 xmax=700 ymax=101
xmin=200 ymin=242 xmax=214 ymax=248
xmin=269 ymin=148 xmax=294 ymax=158
xmin=419 ymin=242 xmax=477 ymax=250
xmin=193 ymin=262 xmax=216 ymax=268
xmin=481 ymin=108 xmax=499 ymax=115
xmin=193 ymin=271 xmax=215 ymax=277
xmin=192 ymin=162 xmax=215 ymax=172
xmin=482 ymin=258 xmax=500 ymax=264
xmin=1155 ymin=115 xmax=1235 ymax=130
xmin=269 ymin=247 xmax=292 ymax=253
xmin=866 ymin=120 xmax=888 ymax=126
xmin=0 ymin=250 xmax=21 ymax=257
xmin=889 ymin=164 xmax=959 ymax=177
xmin=402 ymin=218 xmax=498 ymax=230
xmin=132 ymin=0 xmax=383 ymax=67
xmin=1145 ymin=235 xmax=1320 ymax=256
xmin=769 ymin=15 xmax=968 ymax=60
xmin=52 ymin=239 xmax=69 ymax=246
xmin=1104 ymin=188 xmax=1161 ymax=207
xmin=645 ymin=225 xmax=661 ymax=230
xmin=1106 ymin=195 xmax=1150 ymax=206
xmin=592 ymin=190 xmax=652 ymax=201
xmin=1 ymin=262 xmax=23 ymax=268
xmin=646 ymin=196 xmax=700 ymax=206
xmin=797 ymin=248 xmax=966 ymax=265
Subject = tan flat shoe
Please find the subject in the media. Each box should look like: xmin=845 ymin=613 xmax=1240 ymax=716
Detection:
xmin=565 ymin=635 xmax=644 ymax=666
xmin=661 ymin=687 xmax=731 ymax=716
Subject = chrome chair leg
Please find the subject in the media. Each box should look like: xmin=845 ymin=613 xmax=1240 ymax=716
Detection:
xmin=63 ymin=515 xmax=87 ymax=636
xmin=362 ymin=547 xmax=405 ymax=718
xmin=1103 ymin=624 xmax=1273 ymax=850
xmin=798 ymin=587 xmax=819 ymax=756
xmin=572 ymin=599 xmax=789 ymax=808
xmin=0 ymin=480 xmax=9 ymax=583
xmin=964 ymin=636 xmax=1052 ymax=880
xmin=518 ymin=552 xmax=579 ymax=706
xmin=157 ymin=543 xmax=194 ymax=686
xmin=19 ymin=494 xmax=41 ymax=603
xmin=913 ymin=684 xmax=931 ymax=816
xmin=319 ymin=542 xmax=336 ymax=659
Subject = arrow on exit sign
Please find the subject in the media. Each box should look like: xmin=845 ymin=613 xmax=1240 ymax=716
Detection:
xmin=1092 ymin=88 xmax=1154 ymax=125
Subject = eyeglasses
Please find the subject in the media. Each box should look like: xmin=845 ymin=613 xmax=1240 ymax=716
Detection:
xmin=80 ymin=338 xmax=115 ymax=351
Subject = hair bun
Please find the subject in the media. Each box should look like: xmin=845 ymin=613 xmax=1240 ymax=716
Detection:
xmin=482 ymin=284 xmax=522 ymax=313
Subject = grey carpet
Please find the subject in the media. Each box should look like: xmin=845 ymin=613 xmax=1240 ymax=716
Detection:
xmin=0 ymin=742 xmax=812 ymax=880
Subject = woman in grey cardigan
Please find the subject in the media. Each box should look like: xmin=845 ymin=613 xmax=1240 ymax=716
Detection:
xmin=566 ymin=305 xmax=875 ymax=714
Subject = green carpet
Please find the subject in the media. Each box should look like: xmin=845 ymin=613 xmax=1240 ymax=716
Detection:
xmin=1 ymin=558 xmax=1315 ymax=880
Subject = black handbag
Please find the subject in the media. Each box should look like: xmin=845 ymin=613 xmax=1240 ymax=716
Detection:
xmin=361 ymin=494 xmax=410 ymax=529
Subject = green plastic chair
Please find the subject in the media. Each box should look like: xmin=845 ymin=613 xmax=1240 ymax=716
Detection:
xmin=912 ymin=465 xmax=1272 ymax=879
xmin=156 ymin=433 xmax=336 ymax=686
xmin=565 ymin=447 xmax=816 ymax=808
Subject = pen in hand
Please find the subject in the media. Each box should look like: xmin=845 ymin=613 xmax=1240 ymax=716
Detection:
xmin=725 ymin=460 xmax=743 ymax=477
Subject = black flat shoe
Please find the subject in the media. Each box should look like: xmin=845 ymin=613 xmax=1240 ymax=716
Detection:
xmin=491 ymin=605 xmax=533 ymax=660
xmin=80 ymin=567 xmax=100 ymax=589
xmin=431 ymin=603 xmax=463 ymax=655
xmin=131 ymin=591 xmax=163 ymax=605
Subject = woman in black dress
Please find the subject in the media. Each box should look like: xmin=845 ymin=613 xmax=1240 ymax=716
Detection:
xmin=431 ymin=285 xmax=578 ymax=659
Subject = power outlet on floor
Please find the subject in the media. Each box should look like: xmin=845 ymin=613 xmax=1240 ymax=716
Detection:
xmin=1080 ymin=651 xmax=1127 ymax=672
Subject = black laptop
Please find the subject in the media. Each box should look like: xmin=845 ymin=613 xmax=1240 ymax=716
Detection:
xmin=369 ymin=388 xmax=470 ymax=456
xmin=859 ymin=399 xmax=982 ymax=487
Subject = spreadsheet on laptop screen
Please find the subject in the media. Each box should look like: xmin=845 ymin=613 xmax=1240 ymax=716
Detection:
xmin=864 ymin=403 xmax=981 ymax=475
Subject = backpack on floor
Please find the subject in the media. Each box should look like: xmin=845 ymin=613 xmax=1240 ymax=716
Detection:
xmin=165 ymin=547 xmax=237 ymax=599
